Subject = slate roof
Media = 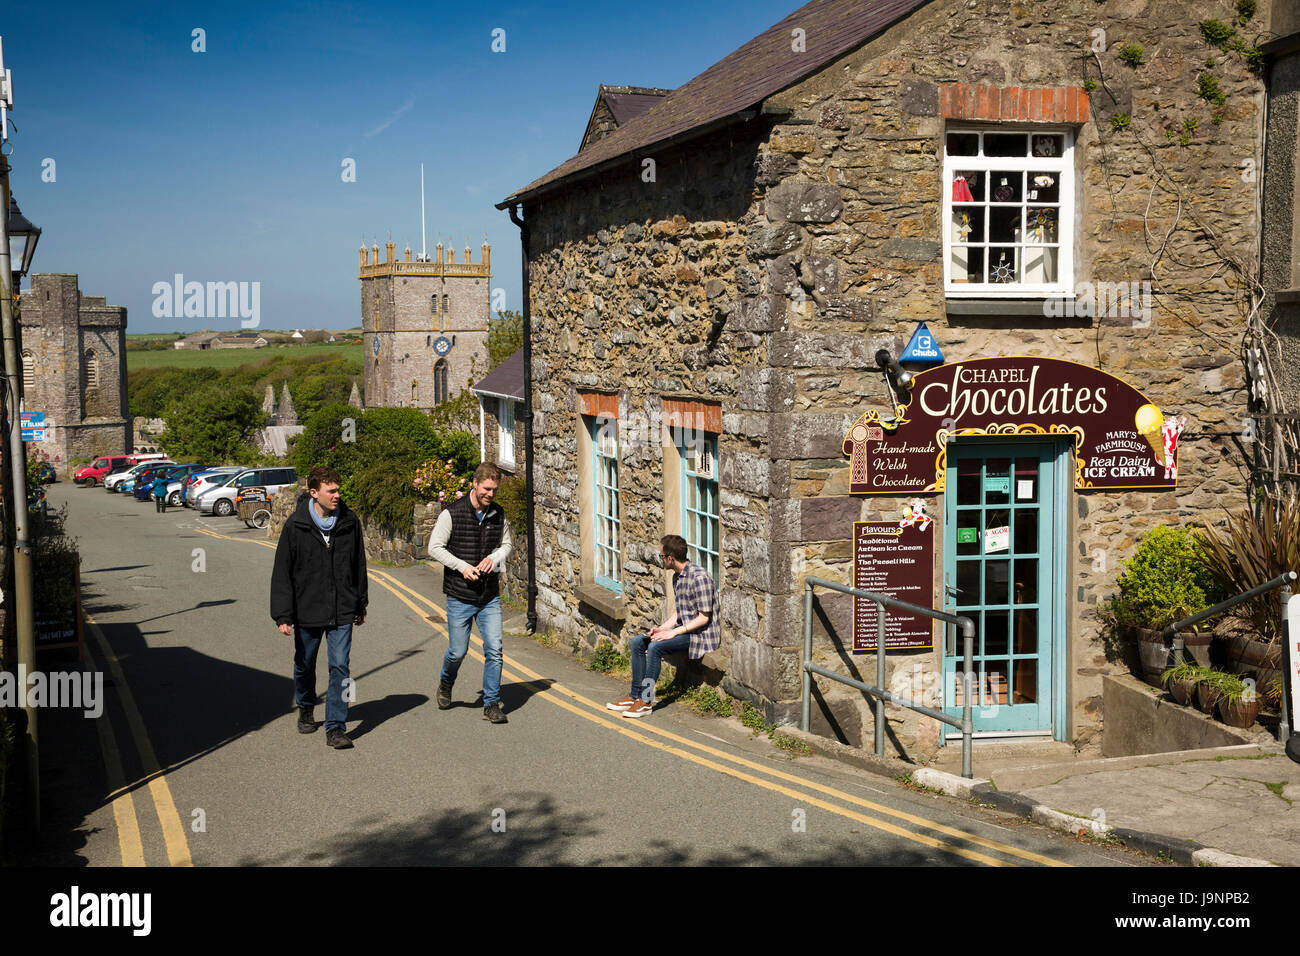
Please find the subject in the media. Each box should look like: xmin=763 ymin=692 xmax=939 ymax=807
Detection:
xmin=498 ymin=0 xmax=933 ymax=207
xmin=579 ymin=86 xmax=675 ymax=152
xmin=471 ymin=348 xmax=525 ymax=402
xmin=604 ymin=87 xmax=673 ymax=126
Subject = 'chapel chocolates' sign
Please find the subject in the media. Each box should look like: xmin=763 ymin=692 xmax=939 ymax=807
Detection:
xmin=852 ymin=515 xmax=935 ymax=651
xmin=842 ymin=358 xmax=1181 ymax=494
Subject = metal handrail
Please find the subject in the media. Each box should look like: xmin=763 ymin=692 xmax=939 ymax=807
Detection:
xmin=1158 ymin=571 xmax=1297 ymax=639
xmin=801 ymin=575 xmax=978 ymax=779
xmin=1158 ymin=570 xmax=1297 ymax=742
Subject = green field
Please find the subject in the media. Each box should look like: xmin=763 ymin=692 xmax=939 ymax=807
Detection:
xmin=128 ymin=342 xmax=363 ymax=371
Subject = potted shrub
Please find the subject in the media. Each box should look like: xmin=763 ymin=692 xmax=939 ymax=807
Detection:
xmin=1194 ymin=669 xmax=1227 ymax=715
xmin=1216 ymin=672 xmax=1261 ymax=729
xmin=1106 ymin=526 xmax=1225 ymax=687
xmin=1161 ymin=661 xmax=1205 ymax=707
xmin=1197 ymin=496 xmax=1300 ymax=685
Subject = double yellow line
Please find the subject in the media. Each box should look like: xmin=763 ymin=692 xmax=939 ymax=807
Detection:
xmin=367 ymin=566 xmax=1067 ymax=867
xmin=180 ymin=525 xmax=1069 ymax=866
xmin=86 ymin=610 xmax=193 ymax=867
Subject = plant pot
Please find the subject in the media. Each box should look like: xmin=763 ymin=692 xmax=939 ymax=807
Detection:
xmin=1217 ymin=697 xmax=1261 ymax=729
xmin=1195 ymin=681 xmax=1223 ymax=715
xmin=1112 ymin=624 xmax=1144 ymax=678
xmin=1179 ymin=631 xmax=1212 ymax=668
xmin=1166 ymin=677 xmax=1197 ymax=707
xmin=1214 ymin=633 xmax=1281 ymax=691
xmin=1136 ymin=628 xmax=1173 ymax=688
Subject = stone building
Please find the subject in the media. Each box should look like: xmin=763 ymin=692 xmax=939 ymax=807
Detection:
xmin=174 ymin=331 xmax=268 ymax=349
xmin=19 ymin=273 xmax=132 ymax=473
xmin=1259 ymin=8 xmax=1300 ymax=497
xmin=499 ymin=0 xmax=1276 ymax=757
xmin=359 ymin=238 xmax=491 ymax=411
xmin=471 ymin=348 xmax=525 ymax=474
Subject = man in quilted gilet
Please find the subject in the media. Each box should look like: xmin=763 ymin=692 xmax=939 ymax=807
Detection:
xmin=428 ymin=463 xmax=514 ymax=723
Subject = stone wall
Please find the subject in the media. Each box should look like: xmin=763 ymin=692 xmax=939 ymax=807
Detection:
xmin=1260 ymin=38 xmax=1300 ymax=462
xmin=520 ymin=0 xmax=1266 ymax=756
xmin=268 ymin=483 xmax=439 ymax=563
xmin=267 ymin=485 xmax=524 ymax=599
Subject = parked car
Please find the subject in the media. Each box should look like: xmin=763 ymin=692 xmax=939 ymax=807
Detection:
xmin=161 ymin=464 xmax=212 ymax=506
xmin=105 ymin=460 xmax=175 ymax=492
xmin=74 ymin=455 xmax=134 ymax=486
xmin=185 ymin=467 xmax=246 ymax=508
xmin=134 ymin=465 xmax=187 ymax=501
xmin=198 ymin=467 xmax=299 ymax=516
xmin=120 ymin=462 xmax=175 ymax=496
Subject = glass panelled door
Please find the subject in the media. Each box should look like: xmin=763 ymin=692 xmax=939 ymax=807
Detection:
xmin=943 ymin=441 xmax=1058 ymax=734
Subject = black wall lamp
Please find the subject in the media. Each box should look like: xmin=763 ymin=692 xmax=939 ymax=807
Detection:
xmin=875 ymin=349 xmax=913 ymax=389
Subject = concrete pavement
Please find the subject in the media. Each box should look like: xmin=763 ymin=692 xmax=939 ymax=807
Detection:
xmin=783 ymin=700 xmax=1299 ymax=866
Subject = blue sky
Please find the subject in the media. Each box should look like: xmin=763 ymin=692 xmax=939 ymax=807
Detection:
xmin=3 ymin=0 xmax=798 ymax=333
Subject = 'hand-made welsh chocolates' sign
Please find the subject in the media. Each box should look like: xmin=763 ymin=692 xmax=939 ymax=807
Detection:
xmin=842 ymin=358 xmax=1179 ymax=494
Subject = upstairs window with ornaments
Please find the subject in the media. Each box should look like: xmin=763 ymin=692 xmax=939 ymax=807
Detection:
xmin=944 ymin=128 xmax=1074 ymax=296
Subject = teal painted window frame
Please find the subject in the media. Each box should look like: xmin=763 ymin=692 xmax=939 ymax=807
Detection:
xmin=680 ymin=434 xmax=720 ymax=587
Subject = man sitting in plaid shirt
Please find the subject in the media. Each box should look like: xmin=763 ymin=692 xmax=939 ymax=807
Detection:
xmin=607 ymin=534 xmax=720 ymax=719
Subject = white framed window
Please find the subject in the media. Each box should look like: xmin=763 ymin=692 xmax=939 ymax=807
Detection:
xmin=588 ymin=415 xmax=621 ymax=593
xmin=498 ymin=400 xmax=516 ymax=467
xmin=943 ymin=127 xmax=1074 ymax=297
xmin=21 ymin=350 xmax=34 ymax=390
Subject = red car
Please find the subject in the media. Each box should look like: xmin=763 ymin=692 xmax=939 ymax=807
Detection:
xmin=74 ymin=455 xmax=135 ymax=486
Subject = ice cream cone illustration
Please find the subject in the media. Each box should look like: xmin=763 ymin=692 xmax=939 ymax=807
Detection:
xmin=1134 ymin=403 xmax=1165 ymax=462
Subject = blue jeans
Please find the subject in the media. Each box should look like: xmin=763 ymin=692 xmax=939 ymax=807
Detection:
xmin=441 ymin=595 xmax=503 ymax=707
xmin=629 ymin=632 xmax=691 ymax=701
xmin=294 ymin=623 xmax=353 ymax=732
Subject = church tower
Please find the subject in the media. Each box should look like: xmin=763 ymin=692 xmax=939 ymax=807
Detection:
xmin=358 ymin=237 xmax=491 ymax=411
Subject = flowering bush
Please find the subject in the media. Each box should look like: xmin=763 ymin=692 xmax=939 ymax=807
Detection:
xmin=413 ymin=458 xmax=470 ymax=505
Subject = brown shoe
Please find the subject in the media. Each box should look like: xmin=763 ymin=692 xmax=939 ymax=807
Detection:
xmin=621 ymin=699 xmax=653 ymax=719
xmin=606 ymin=695 xmax=637 ymax=712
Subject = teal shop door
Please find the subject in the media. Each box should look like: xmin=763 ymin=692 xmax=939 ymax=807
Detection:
xmin=943 ymin=440 xmax=1067 ymax=737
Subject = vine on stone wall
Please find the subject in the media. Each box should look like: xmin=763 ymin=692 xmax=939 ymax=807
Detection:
xmin=1080 ymin=0 xmax=1292 ymax=500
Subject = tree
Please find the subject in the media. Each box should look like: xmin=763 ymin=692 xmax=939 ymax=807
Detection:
xmin=488 ymin=310 xmax=523 ymax=370
xmin=159 ymin=386 xmax=267 ymax=463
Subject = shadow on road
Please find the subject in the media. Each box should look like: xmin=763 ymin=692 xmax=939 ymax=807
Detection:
xmin=21 ymin=610 xmax=290 ymax=865
xmin=349 ymin=694 xmax=429 ymax=739
xmin=238 ymin=791 xmax=978 ymax=866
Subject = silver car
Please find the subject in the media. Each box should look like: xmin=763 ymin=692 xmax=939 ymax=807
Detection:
xmin=198 ymin=467 xmax=300 ymax=516
xmin=105 ymin=460 xmax=174 ymax=492
xmin=185 ymin=467 xmax=246 ymax=508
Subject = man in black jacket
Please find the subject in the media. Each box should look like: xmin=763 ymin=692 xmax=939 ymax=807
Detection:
xmin=270 ymin=466 xmax=368 ymax=749
xmin=428 ymin=462 xmax=512 ymax=723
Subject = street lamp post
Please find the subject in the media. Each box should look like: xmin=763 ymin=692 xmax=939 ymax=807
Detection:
xmin=8 ymin=194 xmax=40 ymax=288
xmin=1 ymin=34 xmax=42 ymax=830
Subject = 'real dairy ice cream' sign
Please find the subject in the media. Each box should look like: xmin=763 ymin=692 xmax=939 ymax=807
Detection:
xmin=842 ymin=357 xmax=1180 ymax=494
